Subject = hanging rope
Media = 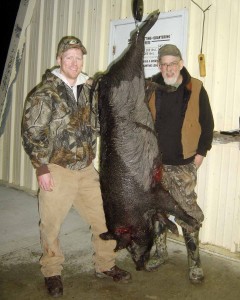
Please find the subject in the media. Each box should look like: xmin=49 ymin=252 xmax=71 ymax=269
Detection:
xmin=191 ymin=0 xmax=212 ymax=54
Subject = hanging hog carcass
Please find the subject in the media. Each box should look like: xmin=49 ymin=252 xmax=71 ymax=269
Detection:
xmin=93 ymin=10 xmax=200 ymax=271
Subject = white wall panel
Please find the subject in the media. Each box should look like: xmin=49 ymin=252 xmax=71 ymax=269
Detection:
xmin=0 ymin=0 xmax=240 ymax=257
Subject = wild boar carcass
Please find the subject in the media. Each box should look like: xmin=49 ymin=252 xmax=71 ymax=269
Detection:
xmin=95 ymin=10 xmax=200 ymax=270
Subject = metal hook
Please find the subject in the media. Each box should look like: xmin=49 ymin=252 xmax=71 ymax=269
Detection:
xmin=191 ymin=0 xmax=212 ymax=53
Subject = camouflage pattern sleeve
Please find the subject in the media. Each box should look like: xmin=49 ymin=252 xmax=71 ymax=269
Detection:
xmin=83 ymin=81 xmax=99 ymax=157
xmin=21 ymin=90 xmax=53 ymax=169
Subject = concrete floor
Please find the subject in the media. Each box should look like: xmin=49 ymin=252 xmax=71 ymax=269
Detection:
xmin=0 ymin=184 xmax=240 ymax=300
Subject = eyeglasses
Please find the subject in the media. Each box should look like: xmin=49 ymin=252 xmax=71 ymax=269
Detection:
xmin=159 ymin=61 xmax=180 ymax=69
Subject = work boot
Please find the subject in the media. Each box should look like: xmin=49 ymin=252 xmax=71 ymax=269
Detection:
xmin=44 ymin=275 xmax=63 ymax=297
xmin=95 ymin=265 xmax=131 ymax=282
xmin=182 ymin=228 xmax=204 ymax=284
xmin=145 ymin=222 xmax=168 ymax=271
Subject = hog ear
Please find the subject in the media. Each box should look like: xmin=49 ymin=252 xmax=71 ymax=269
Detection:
xmin=115 ymin=233 xmax=132 ymax=251
xmin=157 ymin=212 xmax=179 ymax=236
xmin=165 ymin=219 xmax=179 ymax=236
xmin=99 ymin=232 xmax=115 ymax=240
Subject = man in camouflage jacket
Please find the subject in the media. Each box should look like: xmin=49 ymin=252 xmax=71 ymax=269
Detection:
xmin=21 ymin=36 xmax=131 ymax=298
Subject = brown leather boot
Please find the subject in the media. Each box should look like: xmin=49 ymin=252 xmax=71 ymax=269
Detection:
xmin=95 ymin=265 xmax=131 ymax=282
xmin=44 ymin=275 xmax=63 ymax=297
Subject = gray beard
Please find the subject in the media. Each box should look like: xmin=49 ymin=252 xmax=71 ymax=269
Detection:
xmin=164 ymin=76 xmax=178 ymax=86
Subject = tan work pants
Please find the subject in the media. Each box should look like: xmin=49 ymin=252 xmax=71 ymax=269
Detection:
xmin=38 ymin=163 xmax=116 ymax=277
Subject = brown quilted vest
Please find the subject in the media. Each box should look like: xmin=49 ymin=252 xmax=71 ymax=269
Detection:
xmin=148 ymin=78 xmax=202 ymax=159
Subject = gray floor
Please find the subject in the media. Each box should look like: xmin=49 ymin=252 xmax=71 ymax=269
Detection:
xmin=0 ymin=184 xmax=240 ymax=300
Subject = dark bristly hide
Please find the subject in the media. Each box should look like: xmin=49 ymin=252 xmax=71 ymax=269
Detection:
xmin=94 ymin=10 xmax=200 ymax=270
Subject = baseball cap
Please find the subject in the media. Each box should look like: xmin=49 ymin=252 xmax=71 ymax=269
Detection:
xmin=158 ymin=44 xmax=182 ymax=60
xmin=56 ymin=36 xmax=87 ymax=57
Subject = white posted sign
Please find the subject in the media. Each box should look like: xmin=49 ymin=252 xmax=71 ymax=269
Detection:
xmin=108 ymin=9 xmax=188 ymax=78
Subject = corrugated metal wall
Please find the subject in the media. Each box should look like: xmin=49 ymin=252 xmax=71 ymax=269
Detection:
xmin=0 ymin=0 xmax=240 ymax=255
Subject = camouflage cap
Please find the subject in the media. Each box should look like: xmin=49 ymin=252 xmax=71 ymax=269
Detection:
xmin=56 ymin=36 xmax=87 ymax=57
xmin=158 ymin=44 xmax=182 ymax=60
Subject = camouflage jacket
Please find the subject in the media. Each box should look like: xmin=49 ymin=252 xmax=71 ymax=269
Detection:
xmin=21 ymin=69 xmax=99 ymax=174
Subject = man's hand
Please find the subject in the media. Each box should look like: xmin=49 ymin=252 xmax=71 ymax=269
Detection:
xmin=194 ymin=154 xmax=204 ymax=169
xmin=38 ymin=173 xmax=54 ymax=191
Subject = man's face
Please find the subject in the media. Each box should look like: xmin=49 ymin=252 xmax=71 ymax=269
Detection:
xmin=158 ymin=55 xmax=183 ymax=85
xmin=57 ymin=48 xmax=83 ymax=82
